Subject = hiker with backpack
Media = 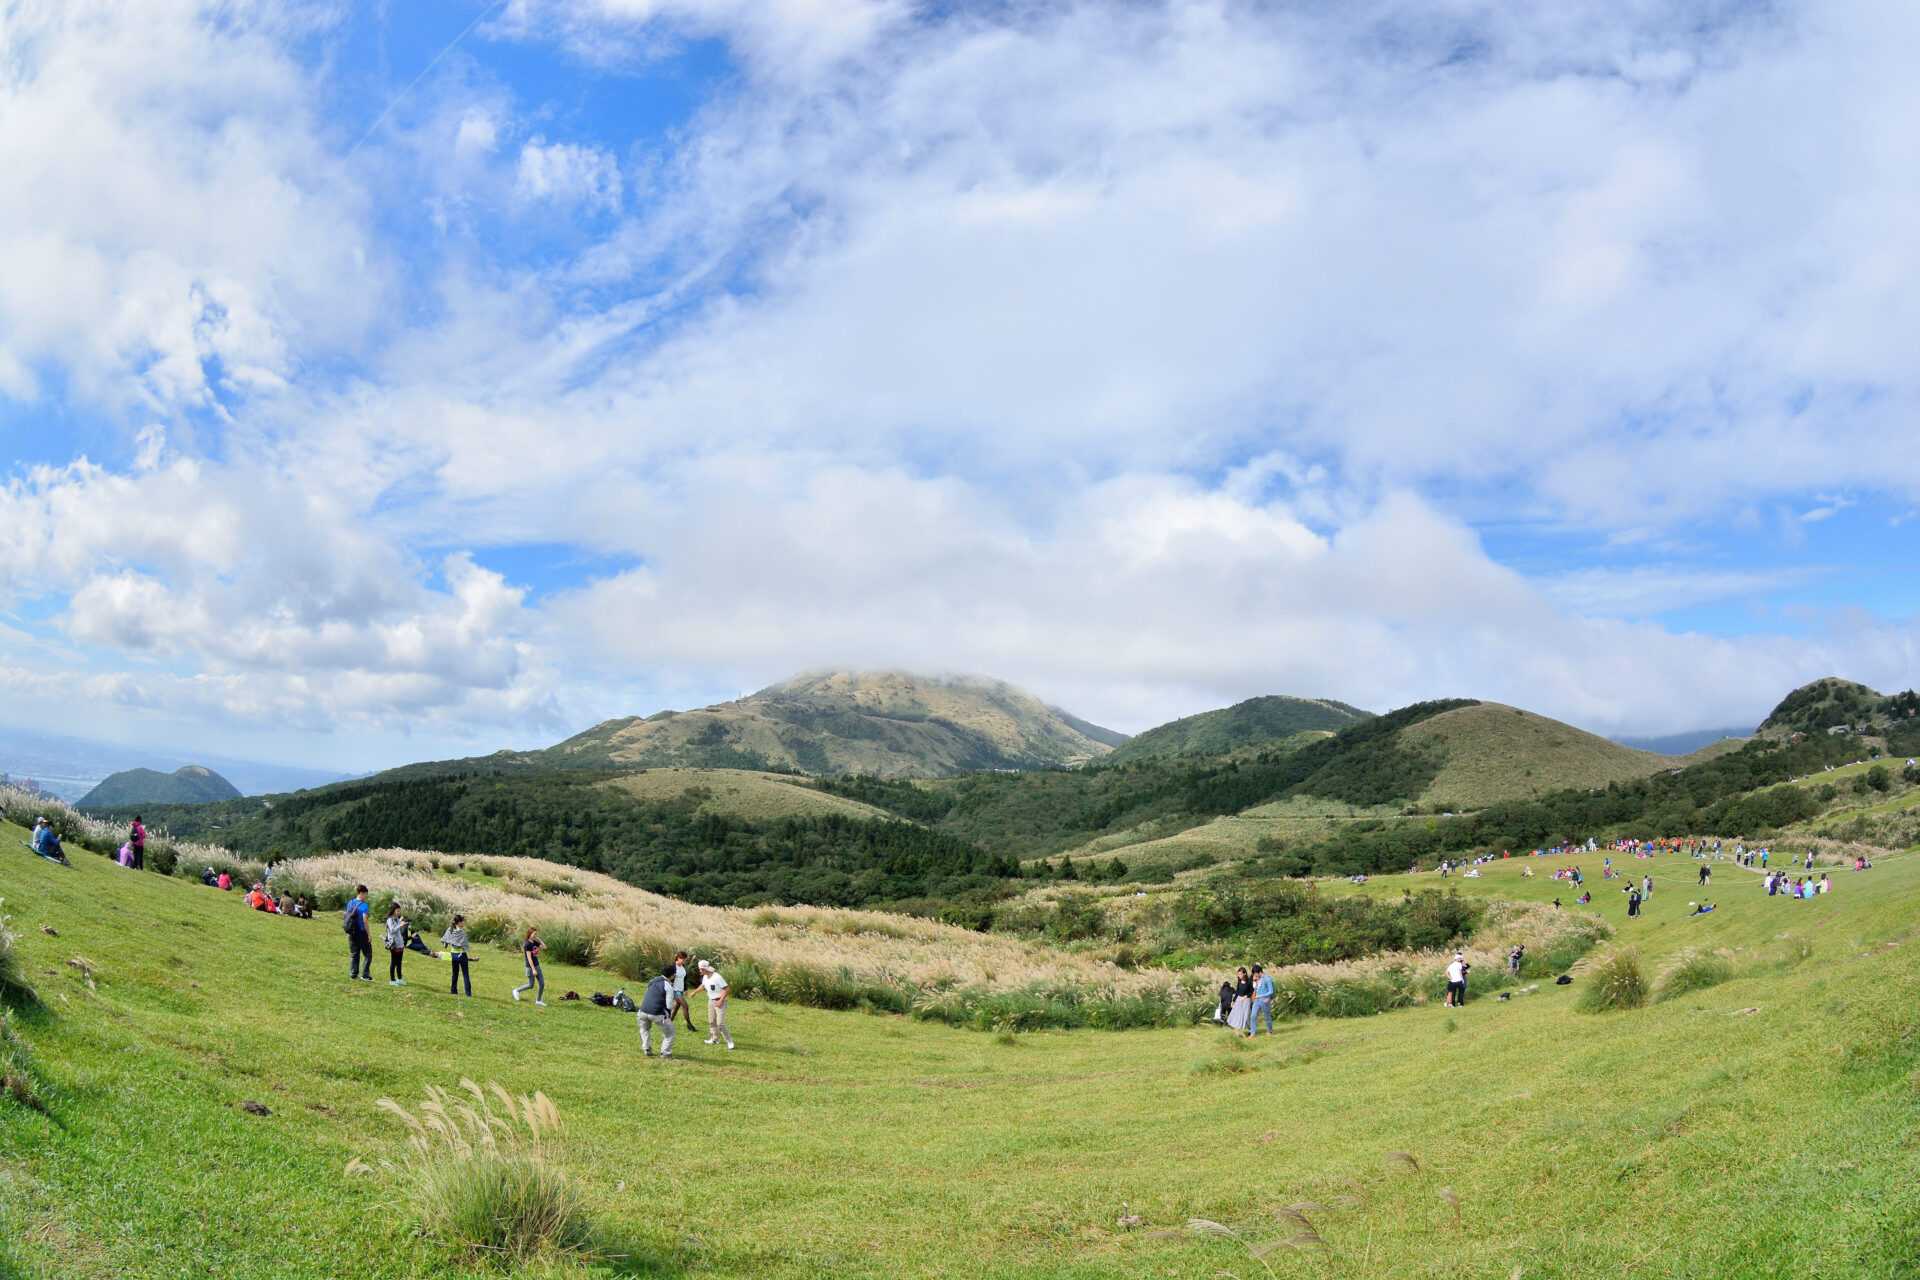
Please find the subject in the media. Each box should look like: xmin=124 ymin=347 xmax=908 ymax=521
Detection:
xmin=637 ymin=963 xmax=677 ymax=1058
xmin=343 ymin=885 xmax=373 ymax=981
xmin=511 ymin=925 xmax=547 ymax=1006
xmin=441 ymin=915 xmax=472 ymax=997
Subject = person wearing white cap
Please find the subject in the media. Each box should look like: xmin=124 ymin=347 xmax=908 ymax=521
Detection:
xmin=1443 ymin=953 xmax=1469 ymax=1008
xmin=697 ymin=960 xmax=734 ymax=1049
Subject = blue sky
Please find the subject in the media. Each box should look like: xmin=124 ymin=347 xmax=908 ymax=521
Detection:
xmin=2 ymin=0 xmax=1918 ymax=773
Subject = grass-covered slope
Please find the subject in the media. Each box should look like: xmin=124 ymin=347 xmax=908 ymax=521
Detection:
xmin=544 ymin=670 xmax=1124 ymax=777
xmin=1402 ymin=702 xmax=1738 ymax=810
xmin=76 ymin=764 xmax=241 ymax=808
xmin=5 ymin=818 xmax=1920 ymax=1278
xmin=1102 ymin=694 xmax=1371 ymax=764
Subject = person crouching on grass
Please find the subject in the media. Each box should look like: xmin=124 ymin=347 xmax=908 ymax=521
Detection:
xmin=637 ymin=963 xmax=677 ymax=1059
xmin=1443 ymin=953 xmax=1469 ymax=1007
xmin=698 ymin=960 xmax=734 ymax=1049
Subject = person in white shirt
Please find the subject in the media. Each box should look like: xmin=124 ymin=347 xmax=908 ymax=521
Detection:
xmin=1443 ymin=953 xmax=1469 ymax=1008
xmin=698 ymin=959 xmax=734 ymax=1049
xmin=671 ymin=951 xmax=696 ymax=1030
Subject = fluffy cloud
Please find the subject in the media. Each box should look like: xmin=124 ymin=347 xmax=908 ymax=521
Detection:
xmin=0 ymin=0 xmax=381 ymax=416
xmin=5 ymin=0 xmax=1920 ymax=763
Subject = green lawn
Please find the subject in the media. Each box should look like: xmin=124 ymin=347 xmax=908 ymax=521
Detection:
xmin=4 ymin=817 xmax=1920 ymax=1279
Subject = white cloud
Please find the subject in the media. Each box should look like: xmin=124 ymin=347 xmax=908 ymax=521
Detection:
xmin=515 ymin=138 xmax=623 ymax=211
xmin=0 ymin=0 xmax=382 ymax=417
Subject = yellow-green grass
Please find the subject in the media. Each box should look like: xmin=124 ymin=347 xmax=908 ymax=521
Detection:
xmin=1402 ymin=703 xmax=1744 ymax=810
xmin=599 ymin=768 xmax=894 ymax=822
xmin=5 ymin=818 xmax=1920 ymax=1279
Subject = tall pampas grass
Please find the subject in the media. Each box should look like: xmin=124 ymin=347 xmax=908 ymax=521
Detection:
xmin=347 ymin=1080 xmax=590 ymax=1264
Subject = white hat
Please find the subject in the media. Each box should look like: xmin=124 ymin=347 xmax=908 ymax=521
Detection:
xmin=697 ymin=960 xmax=714 ymax=971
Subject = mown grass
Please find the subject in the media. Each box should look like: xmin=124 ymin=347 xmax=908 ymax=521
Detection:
xmin=3 ymin=819 xmax=1920 ymax=1277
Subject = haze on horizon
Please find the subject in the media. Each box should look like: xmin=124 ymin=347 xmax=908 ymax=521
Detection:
xmin=2 ymin=0 xmax=1918 ymax=776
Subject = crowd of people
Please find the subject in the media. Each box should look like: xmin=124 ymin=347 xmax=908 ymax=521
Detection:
xmin=330 ymin=883 xmax=738 ymax=1053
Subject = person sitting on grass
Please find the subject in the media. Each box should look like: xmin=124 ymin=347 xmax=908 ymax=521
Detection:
xmin=28 ymin=818 xmax=70 ymax=864
xmin=245 ymin=883 xmax=278 ymax=912
xmin=216 ymin=870 xmax=232 ymax=890
xmin=402 ymin=918 xmax=439 ymax=959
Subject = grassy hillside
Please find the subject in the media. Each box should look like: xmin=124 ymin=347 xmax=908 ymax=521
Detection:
xmin=5 ymin=817 xmax=1920 ymax=1278
xmin=1103 ymin=695 xmax=1371 ymax=764
xmin=601 ymin=768 xmax=895 ymax=822
xmin=77 ymin=764 xmax=240 ymax=808
xmin=544 ymin=670 xmax=1124 ymax=777
xmin=1402 ymin=702 xmax=1741 ymax=810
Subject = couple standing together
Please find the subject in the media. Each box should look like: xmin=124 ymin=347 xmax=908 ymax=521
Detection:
xmin=636 ymin=954 xmax=733 ymax=1058
xmin=1219 ymin=964 xmax=1276 ymax=1035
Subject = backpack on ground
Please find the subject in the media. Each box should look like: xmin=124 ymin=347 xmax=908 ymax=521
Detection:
xmin=589 ymin=992 xmax=615 ymax=1007
xmin=614 ymin=989 xmax=638 ymax=1013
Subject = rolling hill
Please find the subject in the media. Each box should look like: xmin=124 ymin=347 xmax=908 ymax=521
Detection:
xmin=77 ymin=764 xmax=241 ymax=808
xmin=1102 ymin=694 xmax=1372 ymax=764
xmin=1401 ymin=703 xmax=1746 ymax=810
xmin=1760 ymin=677 xmax=1920 ymax=737
xmin=536 ymin=670 xmax=1126 ymax=778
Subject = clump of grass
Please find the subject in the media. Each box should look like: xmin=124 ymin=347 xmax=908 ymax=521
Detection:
xmin=0 ymin=1012 xmax=49 ymax=1114
xmin=348 ymin=1080 xmax=591 ymax=1266
xmin=0 ymin=901 xmax=37 ymax=1009
xmin=1576 ymin=946 xmax=1649 ymax=1013
xmin=1655 ymin=948 xmax=1739 ymax=1002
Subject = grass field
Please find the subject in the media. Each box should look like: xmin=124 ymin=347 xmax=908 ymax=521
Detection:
xmin=4 ymin=814 xmax=1920 ymax=1279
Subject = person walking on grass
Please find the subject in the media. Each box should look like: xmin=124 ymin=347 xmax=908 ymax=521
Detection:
xmin=698 ymin=959 xmax=734 ymax=1049
xmin=383 ymin=904 xmax=408 ymax=986
xmin=1443 ymin=953 xmax=1469 ymax=1008
xmin=638 ymin=963 xmax=677 ymax=1058
xmin=1248 ymin=964 xmax=1275 ymax=1036
xmin=129 ymin=815 xmax=146 ymax=871
xmin=1699 ymin=863 xmax=1711 ymax=887
xmin=512 ymin=925 xmax=547 ymax=1006
xmin=672 ymin=951 xmax=696 ymax=1030
xmin=344 ymin=885 xmax=373 ymax=982
xmin=441 ymin=914 xmax=472 ymax=997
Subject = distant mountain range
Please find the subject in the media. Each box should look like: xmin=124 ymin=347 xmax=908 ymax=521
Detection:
xmin=0 ymin=724 xmax=355 ymax=802
xmin=79 ymin=765 xmax=242 ymax=808
xmin=1611 ymin=727 xmax=1755 ymax=755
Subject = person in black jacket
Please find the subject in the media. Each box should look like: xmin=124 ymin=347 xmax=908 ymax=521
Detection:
xmin=637 ymin=963 xmax=677 ymax=1059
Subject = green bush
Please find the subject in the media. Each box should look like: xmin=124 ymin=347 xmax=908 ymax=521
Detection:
xmin=0 ymin=1012 xmax=48 ymax=1113
xmin=1655 ymin=948 xmax=1737 ymax=1002
xmin=1577 ymin=946 xmax=1649 ymax=1013
xmin=767 ymin=962 xmax=860 ymax=1011
xmin=592 ymin=932 xmax=676 ymax=984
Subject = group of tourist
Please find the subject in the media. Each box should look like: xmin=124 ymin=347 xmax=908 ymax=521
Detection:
xmin=333 ymin=883 xmax=737 ymax=1053
xmin=1214 ymin=964 xmax=1277 ymax=1034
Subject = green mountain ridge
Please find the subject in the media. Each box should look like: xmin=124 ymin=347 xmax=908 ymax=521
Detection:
xmin=1103 ymin=694 xmax=1372 ymax=764
xmin=78 ymin=764 xmax=241 ymax=808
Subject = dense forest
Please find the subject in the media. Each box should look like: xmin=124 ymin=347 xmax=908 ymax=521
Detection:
xmin=92 ymin=773 xmax=1013 ymax=908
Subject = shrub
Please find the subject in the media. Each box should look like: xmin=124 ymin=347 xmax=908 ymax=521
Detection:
xmin=1655 ymin=948 xmax=1737 ymax=1002
xmin=1576 ymin=946 xmax=1649 ymax=1013
xmin=767 ymin=962 xmax=860 ymax=1011
xmin=593 ymin=931 xmax=677 ymax=984
xmin=349 ymin=1080 xmax=592 ymax=1265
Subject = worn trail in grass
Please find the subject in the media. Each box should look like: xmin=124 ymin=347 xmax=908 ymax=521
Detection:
xmin=3 ymin=818 xmax=1920 ymax=1279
